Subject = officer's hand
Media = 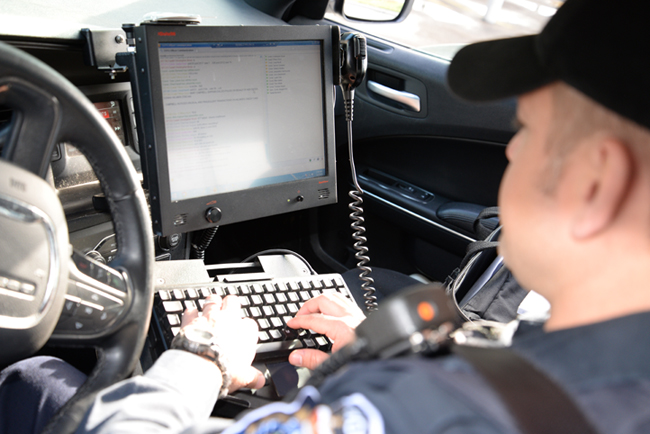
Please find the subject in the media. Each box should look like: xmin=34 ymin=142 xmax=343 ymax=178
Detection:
xmin=286 ymin=292 xmax=366 ymax=370
xmin=181 ymin=295 xmax=266 ymax=393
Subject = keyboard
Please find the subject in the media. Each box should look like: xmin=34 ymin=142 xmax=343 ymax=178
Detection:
xmin=152 ymin=273 xmax=354 ymax=361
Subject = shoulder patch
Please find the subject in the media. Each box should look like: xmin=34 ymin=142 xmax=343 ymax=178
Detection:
xmin=223 ymin=386 xmax=384 ymax=434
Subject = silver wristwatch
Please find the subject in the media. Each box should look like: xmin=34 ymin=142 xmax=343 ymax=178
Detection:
xmin=171 ymin=324 xmax=232 ymax=398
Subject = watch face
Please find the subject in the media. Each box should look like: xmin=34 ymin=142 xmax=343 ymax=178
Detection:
xmin=184 ymin=325 xmax=215 ymax=345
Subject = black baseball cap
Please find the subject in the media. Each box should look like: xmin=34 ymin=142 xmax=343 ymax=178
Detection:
xmin=447 ymin=0 xmax=650 ymax=131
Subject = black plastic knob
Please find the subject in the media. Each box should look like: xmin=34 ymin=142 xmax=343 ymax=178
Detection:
xmin=205 ymin=207 xmax=222 ymax=224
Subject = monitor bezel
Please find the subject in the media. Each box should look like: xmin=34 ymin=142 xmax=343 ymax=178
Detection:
xmin=133 ymin=25 xmax=338 ymax=236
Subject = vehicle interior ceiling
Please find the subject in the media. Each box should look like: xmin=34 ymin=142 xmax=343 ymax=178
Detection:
xmin=0 ymin=0 xmax=516 ymax=376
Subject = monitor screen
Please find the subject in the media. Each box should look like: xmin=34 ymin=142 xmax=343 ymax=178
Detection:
xmin=132 ymin=25 xmax=338 ymax=236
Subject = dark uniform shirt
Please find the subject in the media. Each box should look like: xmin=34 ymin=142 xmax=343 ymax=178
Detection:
xmin=317 ymin=312 xmax=650 ymax=433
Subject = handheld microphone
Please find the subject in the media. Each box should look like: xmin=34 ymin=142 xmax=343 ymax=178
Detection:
xmin=339 ymin=32 xmax=367 ymax=120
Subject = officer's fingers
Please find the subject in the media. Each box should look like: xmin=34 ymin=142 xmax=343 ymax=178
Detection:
xmin=180 ymin=306 xmax=200 ymax=328
xmin=200 ymin=295 xmax=222 ymax=318
xmin=228 ymin=366 xmax=266 ymax=393
xmin=288 ymin=349 xmax=329 ymax=370
xmin=295 ymin=293 xmax=362 ymax=318
xmin=221 ymin=295 xmax=241 ymax=312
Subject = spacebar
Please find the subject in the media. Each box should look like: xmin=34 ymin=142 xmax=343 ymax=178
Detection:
xmin=256 ymin=339 xmax=304 ymax=358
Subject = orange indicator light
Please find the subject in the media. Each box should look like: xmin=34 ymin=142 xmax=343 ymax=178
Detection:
xmin=417 ymin=301 xmax=435 ymax=322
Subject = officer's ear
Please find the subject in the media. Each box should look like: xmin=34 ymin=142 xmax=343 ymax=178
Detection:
xmin=570 ymin=137 xmax=633 ymax=240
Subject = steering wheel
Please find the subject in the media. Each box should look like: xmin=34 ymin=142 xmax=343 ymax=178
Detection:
xmin=0 ymin=41 xmax=154 ymax=433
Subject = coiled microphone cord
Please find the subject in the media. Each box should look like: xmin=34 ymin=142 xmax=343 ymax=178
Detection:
xmin=345 ymin=100 xmax=378 ymax=312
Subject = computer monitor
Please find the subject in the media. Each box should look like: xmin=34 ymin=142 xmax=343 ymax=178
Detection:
xmin=131 ymin=25 xmax=338 ymax=236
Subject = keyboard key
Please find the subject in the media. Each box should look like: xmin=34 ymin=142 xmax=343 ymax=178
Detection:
xmin=258 ymin=318 xmax=270 ymax=329
xmin=263 ymin=306 xmax=274 ymax=316
xmin=288 ymin=282 xmax=300 ymax=291
xmin=288 ymin=292 xmax=299 ymax=302
xmin=315 ymin=336 xmax=328 ymax=348
xmin=287 ymin=303 xmax=299 ymax=314
xmin=186 ymin=288 xmax=199 ymax=299
xmin=239 ymin=296 xmax=250 ymax=307
xmin=276 ymin=293 xmax=288 ymax=303
xmin=258 ymin=331 xmax=270 ymax=342
xmin=162 ymin=301 xmax=183 ymax=313
xmin=171 ymin=327 xmax=181 ymax=336
xmin=252 ymin=284 xmax=264 ymax=294
xmin=158 ymin=290 xmax=171 ymax=301
xmin=299 ymin=291 xmax=310 ymax=301
xmin=300 ymin=280 xmax=313 ymax=290
xmin=251 ymin=295 xmax=263 ymax=305
xmin=269 ymin=329 xmax=282 ymax=340
xmin=275 ymin=304 xmax=287 ymax=315
xmin=172 ymin=289 xmax=185 ymax=300
xmin=311 ymin=290 xmax=321 ymax=298
xmin=304 ymin=338 xmax=316 ymax=348
xmin=199 ymin=288 xmax=211 ymax=298
xmin=312 ymin=280 xmax=323 ymax=290
xmin=239 ymin=285 xmax=251 ymax=295
xmin=256 ymin=339 xmax=303 ymax=358
xmin=263 ymin=293 xmax=276 ymax=304
xmin=283 ymin=328 xmax=299 ymax=339
xmin=167 ymin=314 xmax=180 ymax=326
xmin=184 ymin=300 xmax=197 ymax=310
xmin=249 ymin=307 xmax=262 ymax=318
xmin=275 ymin=282 xmax=288 ymax=292
xmin=263 ymin=283 xmax=276 ymax=292
xmin=270 ymin=317 xmax=283 ymax=328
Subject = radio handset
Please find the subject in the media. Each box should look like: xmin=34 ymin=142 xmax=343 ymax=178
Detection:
xmin=339 ymin=32 xmax=367 ymax=113
xmin=339 ymin=33 xmax=377 ymax=312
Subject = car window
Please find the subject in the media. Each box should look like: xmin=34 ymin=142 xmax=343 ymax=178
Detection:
xmin=326 ymin=0 xmax=560 ymax=60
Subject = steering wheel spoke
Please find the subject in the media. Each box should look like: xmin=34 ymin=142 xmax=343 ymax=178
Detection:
xmin=51 ymin=252 xmax=130 ymax=340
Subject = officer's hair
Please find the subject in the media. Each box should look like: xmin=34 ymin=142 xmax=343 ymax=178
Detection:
xmin=543 ymin=82 xmax=650 ymax=190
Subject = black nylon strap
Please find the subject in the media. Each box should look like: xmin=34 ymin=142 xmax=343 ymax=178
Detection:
xmin=459 ymin=240 xmax=499 ymax=270
xmin=453 ymin=345 xmax=599 ymax=434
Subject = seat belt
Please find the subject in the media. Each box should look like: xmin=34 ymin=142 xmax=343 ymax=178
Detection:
xmin=453 ymin=344 xmax=600 ymax=434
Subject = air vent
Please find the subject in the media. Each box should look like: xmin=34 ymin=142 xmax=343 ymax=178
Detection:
xmin=318 ymin=188 xmax=330 ymax=200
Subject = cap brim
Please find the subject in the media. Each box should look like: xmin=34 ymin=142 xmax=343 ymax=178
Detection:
xmin=447 ymin=35 xmax=555 ymax=102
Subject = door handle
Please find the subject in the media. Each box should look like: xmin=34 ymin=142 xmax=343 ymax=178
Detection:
xmin=367 ymin=80 xmax=421 ymax=112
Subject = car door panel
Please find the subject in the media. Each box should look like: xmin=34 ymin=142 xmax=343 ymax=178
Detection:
xmin=314 ymin=31 xmax=515 ymax=283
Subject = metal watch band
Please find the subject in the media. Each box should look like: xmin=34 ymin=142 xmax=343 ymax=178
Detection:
xmin=171 ymin=326 xmax=232 ymax=398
